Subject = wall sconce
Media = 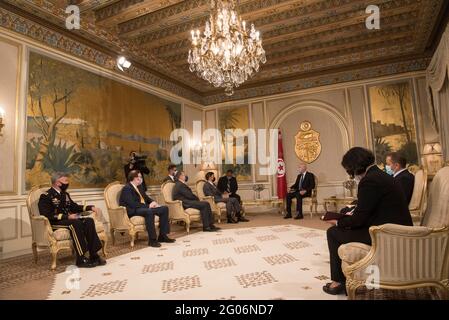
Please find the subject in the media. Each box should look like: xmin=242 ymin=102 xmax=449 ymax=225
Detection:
xmin=0 ymin=107 xmax=5 ymax=136
xmin=422 ymin=142 xmax=443 ymax=176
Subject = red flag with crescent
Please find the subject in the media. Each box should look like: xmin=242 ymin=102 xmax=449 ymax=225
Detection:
xmin=277 ymin=129 xmax=287 ymax=199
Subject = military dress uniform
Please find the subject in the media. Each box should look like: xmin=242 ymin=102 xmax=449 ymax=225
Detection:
xmin=38 ymin=188 xmax=103 ymax=262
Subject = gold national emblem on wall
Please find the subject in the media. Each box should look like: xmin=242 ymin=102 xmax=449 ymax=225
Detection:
xmin=294 ymin=121 xmax=321 ymax=163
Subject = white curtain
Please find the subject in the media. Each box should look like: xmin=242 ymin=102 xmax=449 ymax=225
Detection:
xmin=426 ymin=23 xmax=449 ymax=162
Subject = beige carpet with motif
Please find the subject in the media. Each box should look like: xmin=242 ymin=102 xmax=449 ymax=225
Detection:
xmin=48 ymin=225 xmax=346 ymax=300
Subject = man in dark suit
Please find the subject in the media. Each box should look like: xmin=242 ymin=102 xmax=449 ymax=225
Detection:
xmin=285 ymin=163 xmax=315 ymax=220
xmin=204 ymin=172 xmax=248 ymax=223
xmin=124 ymin=151 xmax=150 ymax=191
xmin=323 ymin=147 xmax=413 ymax=295
xmin=386 ymin=152 xmax=415 ymax=204
xmin=217 ymin=169 xmax=242 ymax=204
xmin=38 ymin=172 xmax=106 ymax=268
xmin=172 ymin=171 xmax=221 ymax=232
xmin=162 ymin=164 xmax=177 ymax=183
xmin=119 ymin=170 xmax=175 ymax=247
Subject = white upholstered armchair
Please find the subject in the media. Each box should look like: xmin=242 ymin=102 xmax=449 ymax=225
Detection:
xmin=408 ymin=167 xmax=428 ymax=223
xmin=195 ymin=180 xmax=222 ymax=223
xmin=160 ymin=181 xmax=202 ymax=233
xmin=339 ymin=166 xmax=449 ymax=299
xmin=27 ymin=185 xmax=107 ymax=270
xmin=104 ymin=181 xmax=158 ymax=247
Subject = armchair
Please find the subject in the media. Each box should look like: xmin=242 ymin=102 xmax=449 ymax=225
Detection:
xmin=160 ymin=181 xmax=202 ymax=233
xmin=408 ymin=167 xmax=428 ymax=224
xmin=339 ymin=166 xmax=449 ymax=299
xmin=27 ymin=185 xmax=107 ymax=270
xmin=302 ymin=175 xmax=319 ymax=218
xmin=104 ymin=181 xmax=158 ymax=247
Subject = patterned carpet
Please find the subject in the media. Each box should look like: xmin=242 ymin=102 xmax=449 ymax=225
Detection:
xmin=1 ymin=217 xmax=441 ymax=300
xmin=48 ymin=225 xmax=343 ymax=300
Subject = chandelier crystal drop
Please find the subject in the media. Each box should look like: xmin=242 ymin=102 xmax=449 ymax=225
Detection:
xmin=187 ymin=0 xmax=266 ymax=96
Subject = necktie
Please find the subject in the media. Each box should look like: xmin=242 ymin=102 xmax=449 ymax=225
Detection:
xmin=298 ymin=174 xmax=304 ymax=190
xmin=227 ymin=179 xmax=231 ymax=193
xmin=132 ymin=184 xmax=145 ymax=204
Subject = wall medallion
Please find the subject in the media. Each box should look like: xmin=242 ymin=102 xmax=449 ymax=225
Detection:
xmin=294 ymin=121 xmax=321 ymax=163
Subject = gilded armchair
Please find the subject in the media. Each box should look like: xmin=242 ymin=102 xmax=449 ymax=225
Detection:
xmin=301 ymin=175 xmax=319 ymax=218
xmin=339 ymin=166 xmax=449 ymax=299
xmin=160 ymin=181 xmax=202 ymax=233
xmin=195 ymin=180 xmax=222 ymax=223
xmin=104 ymin=181 xmax=158 ymax=247
xmin=27 ymin=185 xmax=107 ymax=270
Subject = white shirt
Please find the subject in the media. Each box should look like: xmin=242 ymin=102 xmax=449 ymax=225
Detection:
xmin=169 ymin=175 xmax=175 ymax=181
xmin=393 ymin=168 xmax=407 ymax=178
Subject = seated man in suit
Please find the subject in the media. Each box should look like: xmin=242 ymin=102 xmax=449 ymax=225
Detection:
xmin=172 ymin=171 xmax=221 ymax=232
xmin=386 ymin=152 xmax=415 ymax=204
xmin=285 ymin=163 xmax=315 ymax=220
xmin=162 ymin=164 xmax=177 ymax=183
xmin=38 ymin=172 xmax=106 ymax=268
xmin=323 ymin=147 xmax=412 ymax=295
xmin=119 ymin=170 xmax=175 ymax=247
xmin=203 ymin=172 xmax=248 ymax=223
xmin=217 ymin=169 xmax=242 ymax=205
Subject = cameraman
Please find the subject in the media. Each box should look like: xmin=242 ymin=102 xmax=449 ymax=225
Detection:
xmin=124 ymin=151 xmax=150 ymax=192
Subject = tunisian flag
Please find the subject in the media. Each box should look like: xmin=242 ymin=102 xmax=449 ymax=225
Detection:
xmin=277 ymin=129 xmax=287 ymax=199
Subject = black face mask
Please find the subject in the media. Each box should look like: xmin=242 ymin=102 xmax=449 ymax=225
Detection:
xmin=60 ymin=183 xmax=69 ymax=192
xmin=184 ymin=175 xmax=189 ymax=183
xmin=212 ymin=177 xmax=216 ymax=182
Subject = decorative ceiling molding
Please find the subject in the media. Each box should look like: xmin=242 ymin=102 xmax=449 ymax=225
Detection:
xmin=0 ymin=0 xmax=447 ymax=104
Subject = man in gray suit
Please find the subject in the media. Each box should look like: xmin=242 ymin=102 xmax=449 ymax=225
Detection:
xmin=204 ymin=172 xmax=249 ymax=224
xmin=172 ymin=171 xmax=220 ymax=232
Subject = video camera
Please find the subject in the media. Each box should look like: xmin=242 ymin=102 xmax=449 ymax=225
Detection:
xmin=130 ymin=152 xmax=148 ymax=165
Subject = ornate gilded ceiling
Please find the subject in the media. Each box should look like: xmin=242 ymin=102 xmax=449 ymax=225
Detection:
xmin=0 ymin=0 xmax=448 ymax=105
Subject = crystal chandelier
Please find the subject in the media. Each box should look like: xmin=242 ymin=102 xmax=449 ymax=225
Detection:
xmin=187 ymin=0 xmax=266 ymax=96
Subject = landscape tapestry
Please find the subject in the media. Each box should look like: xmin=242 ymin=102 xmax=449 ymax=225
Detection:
xmin=25 ymin=51 xmax=181 ymax=190
xmin=218 ymin=105 xmax=252 ymax=181
xmin=368 ymin=81 xmax=419 ymax=168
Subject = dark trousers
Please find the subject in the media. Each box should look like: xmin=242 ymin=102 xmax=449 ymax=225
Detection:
xmin=183 ymin=201 xmax=214 ymax=227
xmin=229 ymin=193 xmax=241 ymax=204
xmin=286 ymin=191 xmax=306 ymax=216
xmin=52 ymin=218 xmax=102 ymax=259
xmin=326 ymin=226 xmax=371 ymax=283
xmin=130 ymin=206 xmax=170 ymax=240
xmin=217 ymin=197 xmax=241 ymax=219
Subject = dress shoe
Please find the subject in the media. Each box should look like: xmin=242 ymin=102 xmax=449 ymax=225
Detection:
xmin=210 ymin=225 xmax=221 ymax=231
xmin=227 ymin=217 xmax=238 ymax=224
xmin=203 ymin=227 xmax=215 ymax=232
xmin=294 ymin=214 xmax=304 ymax=220
xmin=91 ymin=256 xmax=107 ymax=266
xmin=284 ymin=215 xmax=292 ymax=219
xmin=158 ymin=235 xmax=176 ymax=243
xmin=76 ymin=256 xmax=96 ymax=268
xmin=237 ymin=217 xmax=249 ymax=222
xmin=148 ymin=240 xmax=162 ymax=247
xmin=323 ymin=282 xmax=346 ymax=295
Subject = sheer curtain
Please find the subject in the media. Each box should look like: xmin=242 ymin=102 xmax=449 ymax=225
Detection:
xmin=426 ymin=23 xmax=449 ymax=162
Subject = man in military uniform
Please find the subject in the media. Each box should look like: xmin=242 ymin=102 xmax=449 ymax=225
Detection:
xmin=38 ymin=172 xmax=106 ymax=268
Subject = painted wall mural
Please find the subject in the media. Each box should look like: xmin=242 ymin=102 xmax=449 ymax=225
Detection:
xmin=25 ymin=51 xmax=181 ymax=190
xmin=218 ymin=105 xmax=252 ymax=181
xmin=368 ymin=81 xmax=419 ymax=167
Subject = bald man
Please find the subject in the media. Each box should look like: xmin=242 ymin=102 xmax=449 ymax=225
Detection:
xmin=285 ymin=164 xmax=316 ymax=219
